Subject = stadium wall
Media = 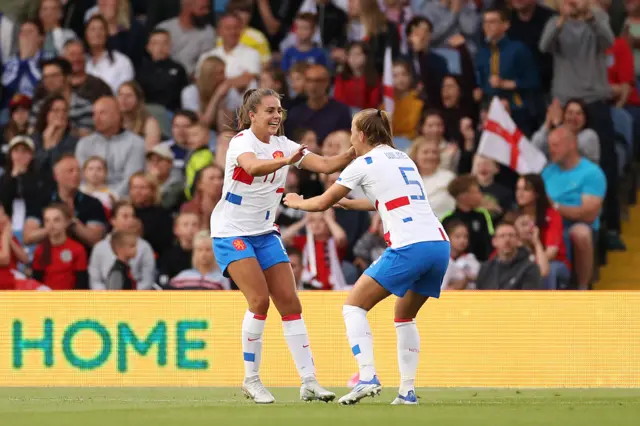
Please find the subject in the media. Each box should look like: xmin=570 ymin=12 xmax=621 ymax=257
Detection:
xmin=1 ymin=292 xmax=639 ymax=387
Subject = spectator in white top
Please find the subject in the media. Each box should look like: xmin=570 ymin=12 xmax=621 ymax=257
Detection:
xmin=408 ymin=137 xmax=456 ymax=220
xmin=39 ymin=0 xmax=77 ymax=57
xmin=75 ymin=96 xmax=146 ymax=197
xmin=85 ymin=15 xmax=135 ymax=94
xmin=156 ymin=0 xmax=216 ymax=77
xmin=89 ymin=200 xmax=156 ymax=290
xmin=197 ymin=12 xmax=261 ymax=109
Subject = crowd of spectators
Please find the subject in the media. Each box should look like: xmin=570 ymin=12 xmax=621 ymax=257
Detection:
xmin=0 ymin=0 xmax=637 ymax=291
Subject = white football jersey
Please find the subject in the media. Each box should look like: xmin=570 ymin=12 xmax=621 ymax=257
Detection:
xmin=337 ymin=144 xmax=448 ymax=248
xmin=210 ymin=129 xmax=308 ymax=237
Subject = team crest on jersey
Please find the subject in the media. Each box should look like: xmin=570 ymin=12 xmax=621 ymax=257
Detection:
xmin=272 ymin=151 xmax=284 ymax=159
xmin=60 ymin=249 xmax=72 ymax=263
xmin=232 ymin=239 xmax=247 ymax=251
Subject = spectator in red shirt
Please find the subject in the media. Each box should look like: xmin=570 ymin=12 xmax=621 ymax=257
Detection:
xmin=333 ymin=42 xmax=381 ymax=111
xmin=0 ymin=205 xmax=29 ymax=290
xmin=32 ymin=203 xmax=88 ymax=290
xmin=606 ymin=35 xmax=640 ymax=108
xmin=515 ymin=174 xmax=570 ymax=290
xmin=281 ymin=209 xmax=348 ymax=290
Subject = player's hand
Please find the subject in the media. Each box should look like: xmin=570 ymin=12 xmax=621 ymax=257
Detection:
xmin=334 ymin=198 xmax=350 ymax=210
xmin=285 ymin=145 xmax=307 ymax=166
xmin=489 ymin=75 xmax=501 ymax=89
xmin=346 ymin=146 xmax=357 ymax=160
xmin=283 ymin=193 xmax=304 ymax=209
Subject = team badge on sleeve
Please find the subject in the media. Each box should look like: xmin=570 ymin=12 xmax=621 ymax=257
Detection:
xmin=272 ymin=151 xmax=284 ymax=159
xmin=233 ymin=239 xmax=247 ymax=251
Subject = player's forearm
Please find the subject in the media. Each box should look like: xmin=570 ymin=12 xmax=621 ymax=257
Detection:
xmin=297 ymin=196 xmax=334 ymax=212
xmin=323 ymin=151 xmax=356 ymax=173
xmin=339 ymin=198 xmax=376 ymax=211
xmin=244 ymin=158 xmax=287 ymax=177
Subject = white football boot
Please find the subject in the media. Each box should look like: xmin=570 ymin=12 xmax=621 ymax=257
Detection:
xmin=242 ymin=376 xmax=275 ymax=404
xmin=300 ymin=377 xmax=336 ymax=402
xmin=338 ymin=375 xmax=382 ymax=405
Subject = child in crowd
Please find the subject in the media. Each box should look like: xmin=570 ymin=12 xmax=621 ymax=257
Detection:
xmin=185 ymin=123 xmax=214 ymax=200
xmin=105 ymin=231 xmax=138 ymax=290
xmin=441 ymin=174 xmax=494 ymax=262
xmin=0 ymin=205 xmax=30 ymax=290
xmin=81 ymin=156 xmax=117 ymax=218
xmin=419 ymin=109 xmax=460 ymax=172
xmin=281 ymin=13 xmax=328 ymax=72
xmin=167 ymin=230 xmax=230 ymax=290
xmin=89 ymin=200 xmax=156 ymax=290
xmin=157 ymin=212 xmax=200 ymax=286
xmin=32 ymin=203 xmax=88 ymax=290
xmin=441 ymin=220 xmax=480 ymax=290
xmin=352 ymin=213 xmax=387 ymax=272
xmin=259 ymin=65 xmax=294 ymax=109
xmin=334 ymin=42 xmax=381 ymax=110
xmin=282 ymin=210 xmax=348 ymax=290
xmin=472 ymin=155 xmax=515 ymax=221
xmin=288 ymin=62 xmax=309 ymax=102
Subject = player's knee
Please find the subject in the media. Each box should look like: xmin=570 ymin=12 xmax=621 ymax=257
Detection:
xmin=247 ymin=294 xmax=270 ymax=315
xmin=569 ymin=224 xmax=593 ymax=246
xmin=276 ymin=293 xmax=302 ymax=316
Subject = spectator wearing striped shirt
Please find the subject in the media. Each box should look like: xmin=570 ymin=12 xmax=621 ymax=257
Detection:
xmin=31 ymin=58 xmax=93 ymax=138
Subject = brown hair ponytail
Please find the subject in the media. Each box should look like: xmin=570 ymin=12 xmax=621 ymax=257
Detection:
xmin=353 ymin=108 xmax=395 ymax=148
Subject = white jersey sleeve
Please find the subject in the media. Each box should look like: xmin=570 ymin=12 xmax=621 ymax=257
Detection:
xmin=228 ymin=133 xmax=258 ymax=165
xmin=336 ymin=156 xmax=369 ymax=191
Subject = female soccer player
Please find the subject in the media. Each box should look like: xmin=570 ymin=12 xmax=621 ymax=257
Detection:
xmin=211 ymin=88 xmax=356 ymax=404
xmin=284 ymin=109 xmax=451 ymax=405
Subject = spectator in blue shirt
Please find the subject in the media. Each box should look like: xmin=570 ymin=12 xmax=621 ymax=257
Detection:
xmin=281 ymin=13 xmax=328 ymax=73
xmin=475 ymin=8 xmax=540 ymax=135
xmin=542 ymin=127 xmax=606 ymax=290
xmin=2 ymin=19 xmax=54 ymax=110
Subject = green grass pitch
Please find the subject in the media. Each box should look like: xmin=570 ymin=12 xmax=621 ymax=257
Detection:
xmin=1 ymin=388 xmax=639 ymax=426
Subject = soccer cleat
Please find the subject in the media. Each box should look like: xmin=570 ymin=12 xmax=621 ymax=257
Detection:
xmin=300 ymin=377 xmax=336 ymax=402
xmin=391 ymin=390 xmax=418 ymax=405
xmin=338 ymin=375 xmax=382 ymax=405
xmin=242 ymin=376 xmax=275 ymax=404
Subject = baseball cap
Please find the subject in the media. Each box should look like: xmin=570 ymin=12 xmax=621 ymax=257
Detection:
xmin=7 ymin=135 xmax=35 ymax=152
xmin=9 ymin=94 xmax=32 ymax=112
xmin=146 ymin=144 xmax=175 ymax=161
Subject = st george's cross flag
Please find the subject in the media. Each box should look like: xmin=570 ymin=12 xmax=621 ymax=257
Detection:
xmin=382 ymin=46 xmax=394 ymax=115
xmin=477 ymin=97 xmax=547 ymax=174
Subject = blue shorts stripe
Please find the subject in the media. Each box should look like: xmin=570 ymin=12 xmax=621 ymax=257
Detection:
xmin=364 ymin=157 xmax=373 ymax=164
xmin=352 ymin=344 xmax=361 ymax=356
xmin=225 ymin=192 xmax=242 ymax=205
xmin=265 ymin=211 xmax=270 ymax=220
xmin=243 ymin=352 xmax=256 ymax=362
xmin=403 ymin=217 xmax=413 ymax=223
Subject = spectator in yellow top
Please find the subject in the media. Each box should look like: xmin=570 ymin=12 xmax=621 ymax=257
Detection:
xmin=387 ymin=59 xmax=423 ymax=139
xmin=184 ymin=122 xmax=214 ymax=200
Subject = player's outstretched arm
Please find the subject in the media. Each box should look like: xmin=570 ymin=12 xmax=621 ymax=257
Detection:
xmin=299 ymin=147 xmax=356 ymax=174
xmin=335 ymin=198 xmax=376 ymax=211
xmin=238 ymin=145 xmax=307 ymax=177
xmin=283 ymin=183 xmax=352 ymax=212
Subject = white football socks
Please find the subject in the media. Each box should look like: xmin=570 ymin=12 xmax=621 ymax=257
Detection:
xmin=282 ymin=314 xmax=316 ymax=381
xmin=343 ymin=305 xmax=377 ymax=382
xmin=242 ymin=310 xmax=266 ymax=379
xmin=395 ymin=318 xmax=420 ymax=395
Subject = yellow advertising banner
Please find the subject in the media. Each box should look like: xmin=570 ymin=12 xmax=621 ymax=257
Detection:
xmin=1 ymin=292 xmax=639 ymax=387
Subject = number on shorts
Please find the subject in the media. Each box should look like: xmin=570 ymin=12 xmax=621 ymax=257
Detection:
xmin=399 ymin=167 xmax=425 ymax=201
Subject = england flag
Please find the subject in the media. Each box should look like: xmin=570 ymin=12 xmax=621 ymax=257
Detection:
xmin=477 ymin=97 xmax=547 ymax=174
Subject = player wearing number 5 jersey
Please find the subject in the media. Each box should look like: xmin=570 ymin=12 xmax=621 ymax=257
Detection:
xmin=211 ymin=88 xmax=356 ymax=404
xmin=284 ymin=109 xmax=451 ymax=406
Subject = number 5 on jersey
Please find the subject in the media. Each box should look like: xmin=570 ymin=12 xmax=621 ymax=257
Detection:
xmin=399 ymin=167 xmax=425 ymax=201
